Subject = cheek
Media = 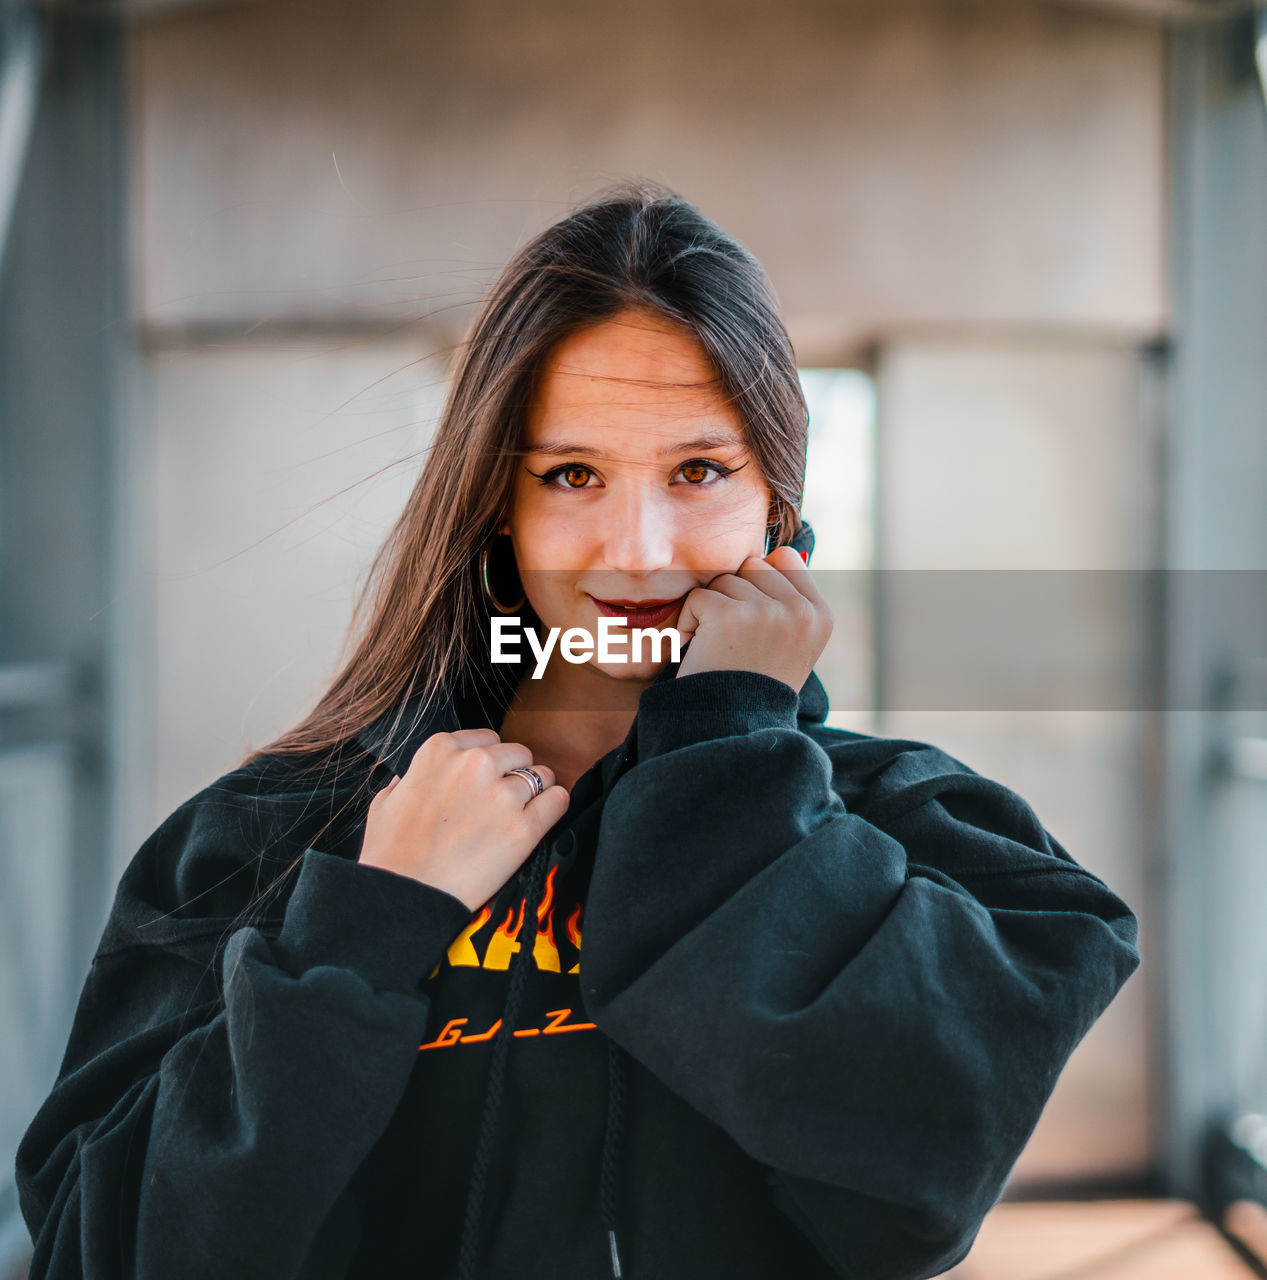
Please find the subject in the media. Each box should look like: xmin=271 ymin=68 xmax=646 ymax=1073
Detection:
xmin=507 ymin=492 xmax=586 ymax=623
xmin=507 ymin=490 xmax=575 ymax=570
xmin=519 ymin=575 xmax=571 ymax=630
xmin=518 ymin=529 xmax=589 ymax=578
xmin=678 ymin=485 xmax=769 ymax=561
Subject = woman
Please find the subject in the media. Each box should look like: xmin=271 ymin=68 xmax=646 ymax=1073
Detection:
xmin=16 ymin=184 xmax=1140 ymax=1280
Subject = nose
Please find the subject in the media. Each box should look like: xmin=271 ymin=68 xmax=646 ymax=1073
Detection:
xmin=599 ymin=484 xmax=675 ymax=575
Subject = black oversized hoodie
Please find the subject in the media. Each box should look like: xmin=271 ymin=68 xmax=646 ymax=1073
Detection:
xmin=15 ymin=664 xmax=1141 ymax=1280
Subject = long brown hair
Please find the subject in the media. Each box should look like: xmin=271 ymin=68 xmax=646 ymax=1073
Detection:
xmin=239 ymin=180 xmax=808 ymax=768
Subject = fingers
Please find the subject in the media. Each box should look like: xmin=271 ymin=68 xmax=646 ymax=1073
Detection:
xmin=501 ymin=762 xmax=557 ymax=803
xmin=402 ymin=728 xmax=499 ymax=783
xmin=448 ymin=728 xmax=501 ymax=749
xmin=686 ymin=559 xmax=798 ymax=613
xmin=675 ymin=593 xmax=699 ymax=639
xmin=369 ymin=773 xmax=402 ymax=808
xmin=483 ymin=741 xmax=534 ymax=775
xmin=704 ymin=571 xmax=769 ymax=605
xmin=737 ymin=550 xmax=808 ymax=604
xmin=732 ymin=548 xmax=828 ymax=609
xmin=501 ymin=760 xmax=568 ymax=840
xmin=402 ymin=731 xmax=555 ymax=806
xmin=522 ymin=783 xmax=571 ymax=841
xmin=763 ymin=545 xmax=827 ymax=604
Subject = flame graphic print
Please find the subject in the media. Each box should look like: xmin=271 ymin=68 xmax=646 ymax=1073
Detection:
xmin=418 ymin=864 xmax=595 ymax=1051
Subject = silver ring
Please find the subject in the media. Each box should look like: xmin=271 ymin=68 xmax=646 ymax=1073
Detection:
xmin=504 ymin=766 xmax=545 ymax=801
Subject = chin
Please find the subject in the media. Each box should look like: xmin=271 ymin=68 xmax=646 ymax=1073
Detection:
xmin=590 ymin=658 xmax=667 ymax=682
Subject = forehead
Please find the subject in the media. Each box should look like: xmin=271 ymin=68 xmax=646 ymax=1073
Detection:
xmin=523 ymin=310 xmax=742 ymax=445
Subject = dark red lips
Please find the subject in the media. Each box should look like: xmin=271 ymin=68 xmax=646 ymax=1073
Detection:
xmin=589 ymin=595 xmax=686 ymax=629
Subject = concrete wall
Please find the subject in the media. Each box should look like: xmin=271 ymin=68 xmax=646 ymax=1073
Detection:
xmin=875 ymin=334 xmax=1162 ymax=1184
xmin=142 ymin=339 xmax=445 ymax=821
xmin=127 ymin=0 xmax=1166 ymax=357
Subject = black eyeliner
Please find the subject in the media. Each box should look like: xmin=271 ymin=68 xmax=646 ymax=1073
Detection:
xmin=525 ymin=458 xmax=747 ymax=485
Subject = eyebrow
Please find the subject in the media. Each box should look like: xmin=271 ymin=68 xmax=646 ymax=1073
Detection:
xmin=525 ymin=432 xmax=746 ymax=459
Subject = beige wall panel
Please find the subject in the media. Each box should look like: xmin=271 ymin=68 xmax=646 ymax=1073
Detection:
xmin=874 ymin=335 xmax=1158 ymax=1183
xmin=129 ymin=0 xmax=1166 ymax=351
xmin=879 ymin=337 xmax=1159 ymax=570
xmin=146 ymin=340 xmax=444 ymax=825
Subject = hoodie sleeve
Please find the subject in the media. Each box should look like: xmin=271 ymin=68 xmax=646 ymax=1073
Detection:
xmin=579 ymin=670 xmax=1141 ymax=1280
xmin=14 ymin=772 xmax=473 ymax=1280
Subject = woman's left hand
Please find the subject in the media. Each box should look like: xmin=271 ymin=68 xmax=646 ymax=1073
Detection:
xmin=675 ymin=545 xmax=834 ymax=690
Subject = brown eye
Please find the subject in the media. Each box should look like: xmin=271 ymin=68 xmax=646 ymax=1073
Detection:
xmin=526 ymin=462 xmax=602 ymax=490
xmin=670 ymin=457 xmax=744 ymax=488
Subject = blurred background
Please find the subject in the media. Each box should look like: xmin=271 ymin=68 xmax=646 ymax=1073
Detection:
xmin=2 ymin=0 xmax=1266 ymax=1275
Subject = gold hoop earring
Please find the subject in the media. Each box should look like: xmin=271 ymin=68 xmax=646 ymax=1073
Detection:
xmin=479 ymin=543 xmax=525 ymax=615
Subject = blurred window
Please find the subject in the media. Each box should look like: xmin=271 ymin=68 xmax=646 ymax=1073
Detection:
xmin=797 ymin=368 xmax=876 ymax=729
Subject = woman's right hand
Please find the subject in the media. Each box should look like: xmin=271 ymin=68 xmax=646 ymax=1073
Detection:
xmin=358 ymin=729 xmax=569 ymax=911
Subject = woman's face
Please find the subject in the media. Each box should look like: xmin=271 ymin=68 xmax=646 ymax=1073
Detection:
xmin=505 ymin=307 xmax=771 ymax=682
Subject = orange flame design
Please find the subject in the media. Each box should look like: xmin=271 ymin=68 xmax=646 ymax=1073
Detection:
xmin=566 ymin=902 xmax=583 ymax=948
xmin=565 ymin=902 xmax=583 ymax=974
xmin=482 ymin=898 xmax=526 ymax=970
xmin=532 ymin=864 xmax=562 ymax=973
xmin=446 ymin=904 xmax=492 ymax=968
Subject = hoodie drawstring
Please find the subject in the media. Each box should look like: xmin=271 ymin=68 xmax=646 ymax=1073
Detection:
xmin=456 ymin=842 xmax=626 ymax=1279
xmin=601 ymin=1037 xmax=626 ymax=1277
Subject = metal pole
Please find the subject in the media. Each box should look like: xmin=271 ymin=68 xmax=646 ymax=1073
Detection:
xmin=0 ymin=4 xmax=46 ymax=279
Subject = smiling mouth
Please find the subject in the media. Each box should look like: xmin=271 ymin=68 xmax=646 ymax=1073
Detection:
xmin=589 ymin=596 xmax=686 ymax=628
